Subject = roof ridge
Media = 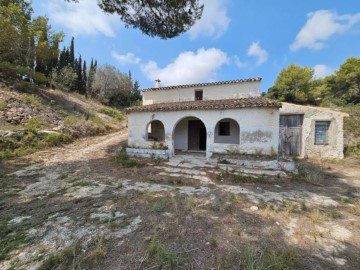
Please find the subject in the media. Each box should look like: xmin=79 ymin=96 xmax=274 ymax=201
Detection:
xmin=142 ymin=77 xmax=262 ymax=92
xmin=126 ymin=97 xmax=281 ymax=113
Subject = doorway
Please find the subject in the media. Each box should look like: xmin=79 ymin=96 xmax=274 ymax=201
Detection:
xmin=188 ymin=120 xmax=207 ymax=151
xmin=173 ymin=117 xmax=207 ymax=153
xmin=279 ymin=114 xmax=303 ymax=156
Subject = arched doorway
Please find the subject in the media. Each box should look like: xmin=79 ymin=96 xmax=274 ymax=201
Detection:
xmin=146 ymin=120 xmax=165 ymax=142
xmin=214 ymin=118 xmax=240 ymax=144
xmin=173 ymin=117 xmax=206 ymax=152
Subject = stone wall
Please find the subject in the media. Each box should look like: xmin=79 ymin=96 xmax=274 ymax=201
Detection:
xmin=280 ymin=103 xmax=347 ymax=159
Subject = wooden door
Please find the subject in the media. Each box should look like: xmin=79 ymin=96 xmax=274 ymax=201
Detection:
xmin=279 ymin=115 xmax=303 ymax=156
xmin=188 ymin=120 xmax=206 ymax=150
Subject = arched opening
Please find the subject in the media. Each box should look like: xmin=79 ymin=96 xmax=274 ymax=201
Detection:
xmin=146 ymin=120 xmax=165 ymax=142
xmin=214 ymin=118 xmax=240 ymax=144
xmin=173 ymin=116 xmax=207 ymax=153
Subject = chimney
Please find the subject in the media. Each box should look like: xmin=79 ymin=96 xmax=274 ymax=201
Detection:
xmin=155 ymin=79 xmax=161 ymax=88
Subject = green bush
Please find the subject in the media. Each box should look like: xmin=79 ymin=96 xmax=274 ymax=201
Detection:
xmin=145 ymin=239 xmax=180 ymax=268
xmin=100 ymin=107 xmax=124 ymax=121
xmin=344 ymin=141 xmax=360 ymax=157
xmin=64 ymin=116 xmax=80 ymax=125
xmin=44 ymin=133 xmax=70 ymax=147
xmin=20 ymin=94 xmax=42 ymax=108
xmin=114 ymin=149 xmax=138 ymax=167
xmin=0 ymin=100 xmax=7 ymax=111
xmin=25 ymin=118 xmax=43 ymax=133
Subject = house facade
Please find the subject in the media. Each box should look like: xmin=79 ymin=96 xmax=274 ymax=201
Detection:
xmin=126 ymin=78 xmax=346 ymax=159
xmin=279 ymin=103 xmax=347 ymax=159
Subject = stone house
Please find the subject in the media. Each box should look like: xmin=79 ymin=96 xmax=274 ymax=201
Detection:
xmin=126 ymin=78 xmax=346 ymax=159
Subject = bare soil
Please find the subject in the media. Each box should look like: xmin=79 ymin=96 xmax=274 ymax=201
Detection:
xmin=0 ymin=131 xmax=360 ymax=270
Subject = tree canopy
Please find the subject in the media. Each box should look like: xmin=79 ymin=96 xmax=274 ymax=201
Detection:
xmin=267 ymin=64 xmax=315 ymax=104
xmin=66 ymin=0 xmax=203 ymax=39
xmin=267 ymin=57 xmax=360 ymax=106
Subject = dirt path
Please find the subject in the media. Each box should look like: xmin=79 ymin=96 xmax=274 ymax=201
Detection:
xmin=1 ymin=132 xmax=360 ymax=270
xmin=25 ymin=130 xmax=127 ymax=164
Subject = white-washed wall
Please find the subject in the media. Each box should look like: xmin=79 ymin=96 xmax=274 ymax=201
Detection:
xmin=127 ymin=107 xmax=279 ymax=158
xmin=142 ymin=81 xmax=261 ymax=105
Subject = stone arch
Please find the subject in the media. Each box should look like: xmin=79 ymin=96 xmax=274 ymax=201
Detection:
xmin=173 ymin=116 xmax=207 ymax=152
xmin=214 ymin=118 xmax=240 ymax=144
xmin=146 ymin=120 xmax=165 ymax=142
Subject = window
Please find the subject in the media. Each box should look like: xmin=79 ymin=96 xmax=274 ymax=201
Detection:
xmin=219 ymin=122 xmax=230 ymax=136
xmin=195 ymin=90 xmax=203 ymax=100
xmin=315 ymin=121 xmax=330 ymax=145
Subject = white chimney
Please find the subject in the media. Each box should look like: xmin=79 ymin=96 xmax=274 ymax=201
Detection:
xmin=155 ymin=79 xmax=161 ymax=88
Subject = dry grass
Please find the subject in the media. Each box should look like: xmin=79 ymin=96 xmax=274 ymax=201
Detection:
xmin=309 ymin=210 xmax=327 ymax=224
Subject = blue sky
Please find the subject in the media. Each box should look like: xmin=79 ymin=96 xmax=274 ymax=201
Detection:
xmin=32 ymin=0 xmax=360 ymax=92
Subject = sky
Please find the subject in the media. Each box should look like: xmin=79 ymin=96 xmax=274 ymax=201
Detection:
xmin=32 ymin=0 xmax=360 ymax=92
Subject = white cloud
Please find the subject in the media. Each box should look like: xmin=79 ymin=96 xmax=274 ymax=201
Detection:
xmin=44 ymin=0 xmax=120 ymax=37
xmin=188 ymin=0 xmax=230 ymax=39
xmin=313 ymin=64 xmax=334 ymax=79
xmin=112 ymin=51 xmax=140 ymax=65
xmin=291 ymin=10 xmax=360 ymax=51
xmin=141 ymin=48 xmax=229 ymax=86
xmin=234 ymin=56 xmax=248 ymax=68
xmin=247 ymin=42 xmax=269 ymax=66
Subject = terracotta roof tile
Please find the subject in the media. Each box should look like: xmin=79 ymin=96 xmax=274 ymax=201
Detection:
xmin=126 ymin=97 xmax=281 ymax=113
xmin=142 ymin=77 xmax=262 ymax=92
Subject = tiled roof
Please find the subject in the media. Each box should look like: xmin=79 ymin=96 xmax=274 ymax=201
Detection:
xmin=126 ymin=97 xmax=281 ymax=113
xmin=142 ymin=77 xmax=262 ymax=92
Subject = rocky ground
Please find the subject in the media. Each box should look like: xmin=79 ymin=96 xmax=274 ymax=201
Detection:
xmin=0 ymin=131 xmax=360 ymax=269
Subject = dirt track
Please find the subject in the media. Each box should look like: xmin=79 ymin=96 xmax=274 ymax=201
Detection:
xmin=1 ymin=131 xmax=360 ymax=269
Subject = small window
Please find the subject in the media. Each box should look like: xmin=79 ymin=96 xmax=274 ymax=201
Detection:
xmin=219 ymin=122 xmax=230 ymax=136
xmin=315 ymin=121 xmax=330 ymax=145
xmin=195 ymin=90 xmax=203 ymax=100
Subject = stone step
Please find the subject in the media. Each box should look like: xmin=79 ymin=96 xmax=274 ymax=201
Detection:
xmin=218 ymin=164 xmax=287 ymax=178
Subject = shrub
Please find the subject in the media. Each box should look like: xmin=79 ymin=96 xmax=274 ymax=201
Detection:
xmin=150 ymin=142 xmax=168 ymax=150
xmin=20 ymin=94 xmax=42 ymax=108
xmin=100 ymin=107 xmax=124 ymax=121
xmin=114 ymin=149 xmax=138 ymax=167
xmin=242 ymin=246 xmax=299 ymax=270
xmin=44 ymin=133 xmax=70 ymax=147
xmin=64 ymin=116 xmax=80 ymax=125
xmin=25 ymin=118 xmax=43 ymax=133
xmin=344 ymin=141 xmax=360 ymax=157
xmin=145 ymin=239 xmax=180 ymax=268
xmin=0 ymin=100 xmax=7 ymax=111
xmin=14 ymin=81 xmax=40 ymax=94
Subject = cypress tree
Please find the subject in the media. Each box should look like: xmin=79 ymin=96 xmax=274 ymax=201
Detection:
xmin=87 ymin=59 xmax=95 ymax=97
xmin=70 ymin=37 xmax=75 ymax=68
xmin=76 ymin=55 xmax=83 ymax=93
xmin=82 ymin=60 xmax=87 ymax=96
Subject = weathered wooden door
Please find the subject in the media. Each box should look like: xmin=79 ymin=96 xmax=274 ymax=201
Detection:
xmin=279 ymin=115 xmax=303 ymax=156
xmin=188 ymin=120 xmax=206 ymax=150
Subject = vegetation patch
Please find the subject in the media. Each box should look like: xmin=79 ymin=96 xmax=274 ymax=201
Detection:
xmin=293 ymin=162 xmax=326 ymax=186
xmin=0 ymin=222 xmax=35 ymax=261
xmin=100 ymin=107 xmax=124 ymax=121
xmin=0 ymin=100 xmax=7 ymax=111
xmin=241 ymin=246 xmax=299 ymax=270
xmin=25 ymin=118 xmax=43 ymax=133
xmin=20 ymin=94 xmax=42 ymax=109
xmin=114 ymin=149 xmax=139 ymax=167
xmin=0 ymin=130 xmax=71 ymax=160
xmin=145 ymin=239 xmax=181 ymax=269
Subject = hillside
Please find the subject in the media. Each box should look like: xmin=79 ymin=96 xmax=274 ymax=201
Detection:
xmin=0 ymin=82 xmax=126 ymax=159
